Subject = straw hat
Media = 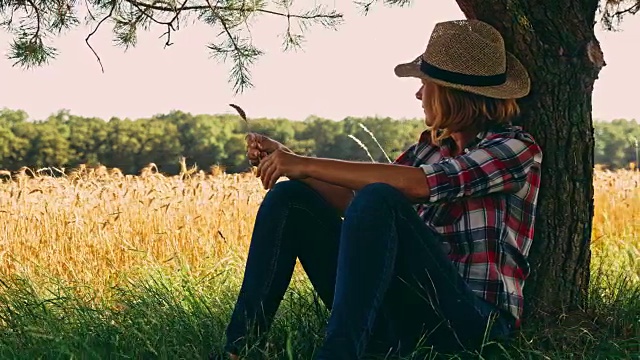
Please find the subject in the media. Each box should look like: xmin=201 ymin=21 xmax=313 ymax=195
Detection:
xmin=394 ymin=20 xmax=530 ymax=99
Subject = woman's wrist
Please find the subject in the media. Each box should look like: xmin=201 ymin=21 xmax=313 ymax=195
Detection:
xmin=278 ymin=143 xmax=294 ymax=154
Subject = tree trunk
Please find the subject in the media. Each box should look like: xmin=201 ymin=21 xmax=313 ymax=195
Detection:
xmin=454 ymin=0 xmax=605 ymax=320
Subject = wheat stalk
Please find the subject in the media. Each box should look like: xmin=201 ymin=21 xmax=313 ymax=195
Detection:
xmin=230 ymin=104 xmax=251 ymax=133
xmin=348 ymin=134 xmax=375 ymax=162
xmin=358 ymin=123 xmax=392 ymax=163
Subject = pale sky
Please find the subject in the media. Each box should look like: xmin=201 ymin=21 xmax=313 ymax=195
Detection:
xmin=0 ymin=2 xmax=638 ymax=122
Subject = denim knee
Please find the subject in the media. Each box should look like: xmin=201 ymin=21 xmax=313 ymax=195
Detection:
xmin=346 ymin=183 xmax=404 ymax=214
xmin=263 ymin=180 xmax=317 ymax=204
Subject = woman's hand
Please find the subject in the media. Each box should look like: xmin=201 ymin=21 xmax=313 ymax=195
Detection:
xmin=256 ymin=149 xmax=309 ymax=189
xmin=245 ymin=133 xmax=289 ymax=166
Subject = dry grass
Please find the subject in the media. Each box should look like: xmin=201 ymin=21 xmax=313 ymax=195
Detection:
xmin=0 ymin=166 xmax=638 ymax=359
xmin=0 ymin=167 xmax=267 ymax=302
xmin=0 ymin=167 xmax=638 ymax=297
xmin=591 ymin=169 xmax=640 ymax=285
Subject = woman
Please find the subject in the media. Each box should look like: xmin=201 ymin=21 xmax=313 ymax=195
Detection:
xmin=220 ymin=19 xmax=542 ymax=359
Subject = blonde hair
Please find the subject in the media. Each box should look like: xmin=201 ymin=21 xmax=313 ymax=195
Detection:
xmin=423 ymin=80 xmax=520 ymax=145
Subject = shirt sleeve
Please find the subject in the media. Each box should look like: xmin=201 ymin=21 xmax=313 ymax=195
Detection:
xmin=419 ymin=135 xmax=542 ymax=203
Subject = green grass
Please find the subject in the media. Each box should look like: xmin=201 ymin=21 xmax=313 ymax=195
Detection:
xmin=0 ymin=262 xmax=637 ymax=360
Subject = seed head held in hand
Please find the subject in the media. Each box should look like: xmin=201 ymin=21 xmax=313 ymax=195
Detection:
xmin=229 ymin=103 xmax=250 ymax=132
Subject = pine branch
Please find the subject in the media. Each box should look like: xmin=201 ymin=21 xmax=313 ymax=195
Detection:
xmin=6 ymin=0 xmax=58 ymax=67
xmin=207 ymin=0 xmax=263 ymax=93
xmin=123 ymin=0 xmax=341 ymax=21
xmin=354 ymin=0 xmax=412 ymax=15
xmin=85 ymin=1 xmax=116 ymax=72
xmin=1 ymin=0 xmax=344 ymax=93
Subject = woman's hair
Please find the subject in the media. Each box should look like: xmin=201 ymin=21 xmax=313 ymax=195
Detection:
xmin=423 ymin=80 xmax=520 ymax=145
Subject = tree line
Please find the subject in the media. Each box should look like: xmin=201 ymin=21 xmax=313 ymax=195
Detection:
xmin=0 ymin=108 xmax=638 ymax=175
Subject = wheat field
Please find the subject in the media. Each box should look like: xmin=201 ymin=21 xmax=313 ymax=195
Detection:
xmin=590 ymin=169 xmax=640 ymax=286
xmin=0 ymin=167 xmax=269 ymax=299
xmin=1 ymin=167 xmax=638 ymax=290
xmin=0 ymin=166 xmax=638 ymax=358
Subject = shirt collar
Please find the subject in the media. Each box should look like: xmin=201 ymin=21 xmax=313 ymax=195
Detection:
xmin=417 ymin=123 xmax=511 ymax=156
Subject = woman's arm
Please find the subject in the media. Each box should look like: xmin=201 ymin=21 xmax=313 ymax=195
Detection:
xmin=257 ymin=150 xmax=430 ymax=203
xmin=247 ymin=134 xmax=354 ymax=214
xmin=299 ymin=178 xmax=355 ymax=215
xmin=302 ymin=158 xmax=430 ymax=202
xmin=258 ymin=135 xmax=542 ymax=205
xmin=301 ymin=137 xmax=542 ymax=203
xmin=277 ymin=146 xmax=355 ymax=214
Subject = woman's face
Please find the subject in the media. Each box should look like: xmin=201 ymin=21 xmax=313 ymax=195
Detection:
xmin=416 ymin=79 xmax=433 ymax=126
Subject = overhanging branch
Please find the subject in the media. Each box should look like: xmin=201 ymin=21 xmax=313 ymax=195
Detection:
xmin=85 ymin=1 xmax=116 ymax=72
xmin=123 ymin=0 xmax=342 ymax=22
xmin=1 ymin=0 xmax=344 ymax=93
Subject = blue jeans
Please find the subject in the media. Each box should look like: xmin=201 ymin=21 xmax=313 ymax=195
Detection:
xmin=223 ymin=180 xmax=514 ymax=359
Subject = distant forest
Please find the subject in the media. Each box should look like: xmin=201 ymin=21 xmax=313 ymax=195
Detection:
xmin=1 ymin=108 xmax=638 ymax=175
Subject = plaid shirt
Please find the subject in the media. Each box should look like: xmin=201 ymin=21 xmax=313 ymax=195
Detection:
xmin=394 ymin=124 xmax=542 ymax=327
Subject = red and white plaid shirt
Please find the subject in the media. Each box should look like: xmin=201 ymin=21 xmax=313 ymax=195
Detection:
xmin=394 ymin=123 xmax=543 ymax=327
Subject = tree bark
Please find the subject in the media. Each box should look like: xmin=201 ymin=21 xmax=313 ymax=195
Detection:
xmin=454 ymin=0 xmax=605 ymax=320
